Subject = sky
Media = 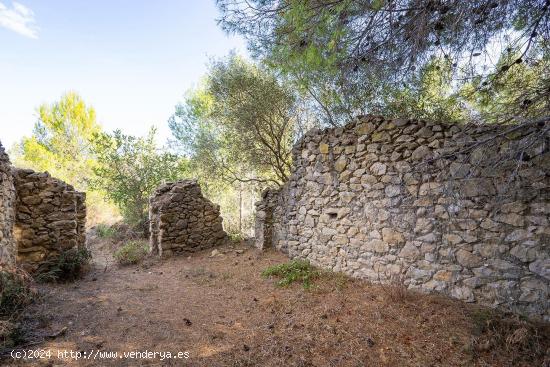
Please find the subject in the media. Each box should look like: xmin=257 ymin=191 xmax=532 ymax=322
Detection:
xmin=0 ymin=0 xmax=248 ymax=149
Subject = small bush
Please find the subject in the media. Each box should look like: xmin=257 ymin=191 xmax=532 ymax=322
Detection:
xmin=35 ymin=247 xmax=92 ymax=283
xmin=114 ymin=241 xmax=149 ymax=265
xmin=0 ymin=267 xmax=34 ymax=318
xmin=262 ymin=260 xmax=319 ymax=289
xmin=96 ymin=223 xmax=116 ymax=238
xmin=228 ymin=232 xmax=244 ymax=242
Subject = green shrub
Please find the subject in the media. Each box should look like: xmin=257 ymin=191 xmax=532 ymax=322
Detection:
xmin=262 ymin=260 xmax=319 ymax=289
xmin=114 ymin=241 xmax=149 ymax=265
xmin=96 ymin=223 xmax=116 ymax=238
xmin=35 ymin=247 xmax=92 ymax=283
xmin=228 ymin=232 xmax=244 ymax=242
xmin=0 ymin=268 xmax=33 ymax=318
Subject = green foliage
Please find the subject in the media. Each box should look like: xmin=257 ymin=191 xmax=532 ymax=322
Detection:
xmin=383 ymin=58 xmax=468 ymax=122
xmin=0 ymin=269 xmax=33 ymax=318
xmin=91 ymin=127 xmax=188 ymax=225
xmin=96 ymin=223 xmax=116 ymax=238
xmin=462 ymin=49 xmax=550 ymax=123
xmin=11 ymin=93 xmax=121 ymax=226
xmin=228 ymin=231 xmax=244 ymax=242
xmin=218 ymin=0 xmax=550 ymax=124
xmin=12 ymin=92 xmax=100 ymax=189
xmin=35 ymin=248 xmax=92 ymax=283
xmin=114 ymin=241 xmax=149 ymax=265
xmin=169 ymin=56 xmax=299 ymax=236
xmin=170 ymin=55 xmax=295 ymax=186
xmin=262 ymin=260 xmax=319 ymax=289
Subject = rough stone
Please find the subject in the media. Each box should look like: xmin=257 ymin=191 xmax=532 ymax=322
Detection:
xmin=529 ymin=259 xmax=550 ymax=280
xmin=399 ymin=243 xmax=420 ymax=260
xmin=149 ymin=180 xmax=227 ymax=256
xmin=11 ymin=168 xmax=86 ymax=273
xmin=0 ymin=142 xmax=16 ymax=266
xmin=381 ymin=228 xmax=405 ymax=245
xmin=369 ymin=162 xmax=387 ymax=176
xmin=456 ymin=249 xmax=483 ymax=267
xmin=253 ymin=115 xmax=550 ymax=320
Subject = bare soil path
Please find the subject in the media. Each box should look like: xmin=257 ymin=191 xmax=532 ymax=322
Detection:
xmin=4 ymin=233 xmax=549 ymax=366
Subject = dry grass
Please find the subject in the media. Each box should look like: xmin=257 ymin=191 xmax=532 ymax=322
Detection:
xmin=0 ymin=266 xmax=36 ymax=351
xmin=5 ymin=244 xmax=549 ymax=367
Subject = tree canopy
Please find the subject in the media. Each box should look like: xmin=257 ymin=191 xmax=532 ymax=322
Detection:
xmin=170 ymin=55 xmax=298 ymax=186
xmin=13 ymin=92 xmax=100 ymax=189
xmin=217 ymin=0 xmax=550 ymax=124
xmin=91 ymin=128 xmax=187 ymax=226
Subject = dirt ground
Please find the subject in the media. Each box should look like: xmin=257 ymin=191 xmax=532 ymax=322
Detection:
xmin=3 ymin=233 xmax=549 ymax=367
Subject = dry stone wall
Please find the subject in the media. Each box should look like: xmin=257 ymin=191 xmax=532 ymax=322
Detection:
xmin=0 ymin=142 xmax=16 ymax=266
xmin=255 ymin=115 xmax=550 ymax=320
xmin=0 ymin=140 xmax=87 ymax=272
xmin=13 ymin=168 xmax=87 ymax=272
xmin=149 ymin=180 xmax=227 ymax=256
xmin=0 ymin=143 xmax=86 ymax=272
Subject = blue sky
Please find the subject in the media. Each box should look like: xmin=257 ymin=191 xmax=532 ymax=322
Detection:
xmin=0 ymin=1 xmax=247 ymax=148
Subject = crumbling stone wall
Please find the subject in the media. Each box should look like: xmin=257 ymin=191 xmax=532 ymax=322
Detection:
xmin=76 ymin=192 xmax=86 ymax=249
xmin=13 ymin=168 xmax=86 ymax=272
xmin=255 ymin=115 xmax=550 ymax=320
xmin=0 ymin=142 xmax=16 ymax=266
xmin=149 ymin=180 xmax=227 ymax=256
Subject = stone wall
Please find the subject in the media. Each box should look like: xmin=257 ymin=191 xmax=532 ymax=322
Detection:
xmin=12 ymin=168 xmax=86 ymax=272
xmin=0 ymin=142 xmax=16 ymax=266
xmin=149 ymin=180 xmax=227 ymax=256
xmin=255 ymin=115 xmax=550 ymax=320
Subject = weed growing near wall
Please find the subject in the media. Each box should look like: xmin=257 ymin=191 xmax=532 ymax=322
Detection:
xmin=114 ymin=241 xmax=149 ymax=265
xmin=262 ymin=260 xmax=319 ymax=289
xmin=35 ymin=248 xmax=92 ymax=282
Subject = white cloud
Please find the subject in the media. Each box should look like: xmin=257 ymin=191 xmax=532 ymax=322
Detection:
xmin=0 ymin=1 xmax=38 ymax=39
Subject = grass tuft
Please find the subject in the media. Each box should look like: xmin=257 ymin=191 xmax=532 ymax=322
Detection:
xmin=469 ymin=308 xmax=549 ymax=364
xmin=0 ymin=267 xmax=34 ymax=318
xmin=96 ymin=223 xmax=116 ymax=238
xmin=114 ymin=241 xmax=149 ymax=265
xmin=35 ymin=247 xmax=92 ymax=283
xmin=228 ymin=232 xmax=244 ymax=242
xmin=262 ymin=259 xmax=319 ymax=289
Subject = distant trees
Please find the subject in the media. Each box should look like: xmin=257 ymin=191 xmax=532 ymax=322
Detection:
xmin=13 ymin=93 xmax=188 ymax=228
xmin=91 ymin=128 xmax=187 ymax=226
xmin=11 ymin=93 xmax=120 ymax=224
xmin=13 ymin=92 xmax=100 ymax=189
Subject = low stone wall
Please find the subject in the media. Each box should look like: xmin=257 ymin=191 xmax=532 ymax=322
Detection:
xmin=0 ymin=143 xmax=16 ymax=266
xmin=149 ymin=180 xmax=227 ymax=256
xmin=255 ymin=115 xmax=550 ymax=320
xmin=13 ymin=168 xmax=86 ymax=272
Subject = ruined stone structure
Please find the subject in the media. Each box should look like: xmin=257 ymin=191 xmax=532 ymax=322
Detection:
xmin=0 ymin=143 xmax=16 ymax=266
xmin=13 ymin=169 xmax=87 ymax=272
xmin=149 ymin=180 xmax=227 ymax=256
xmin=0 ymin=141 xmax=86 ymax=272
xmin=255 ymin=116 xmax=550 ymax=320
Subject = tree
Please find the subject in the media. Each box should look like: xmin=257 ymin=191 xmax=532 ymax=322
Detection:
xmin=170 ymin=55 xmax=299 ymax=186
xmin=13 ymin=92 xmax=100 ymax=189
xmin=217 ymin=0 xmax=550 ymax=124
xmin=382 ymin=57 xmax=469 ymax=122
xmin=169 ymin=56 xmax=305 ymax=235
xmin=91 ymin=128 xmax=187 ymax=226
xmin=11 ymin=93 xmax=122 ymax=225
xmin=462 ymin=47 xmax=550 ymax=123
